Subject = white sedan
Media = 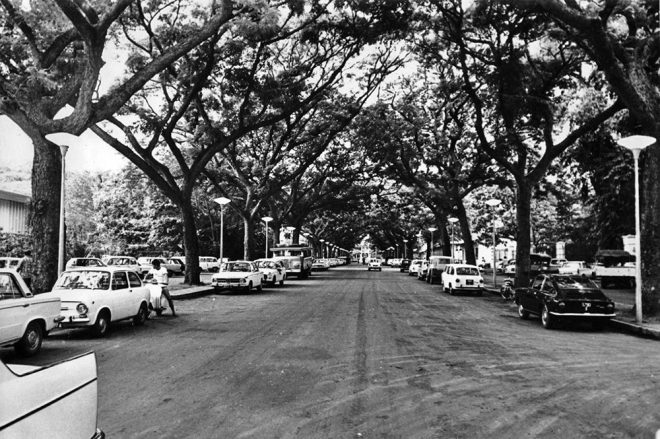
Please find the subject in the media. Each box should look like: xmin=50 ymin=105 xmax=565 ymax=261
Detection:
xmin=211 ymin=261 xmax=263 ymax=293
xmin=0 ymin=269 xmax=62 ymax=356
xmin=44 ymin=267 xmax=151 ymax=337
xmin=254 ymin=259 xmax=287 ymax=287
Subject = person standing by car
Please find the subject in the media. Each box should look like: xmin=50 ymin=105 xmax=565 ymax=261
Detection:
xmin=148 ymin=259 xmax=176 ymax=316
xmin=18 ymin=250 xmax=33 ymax=289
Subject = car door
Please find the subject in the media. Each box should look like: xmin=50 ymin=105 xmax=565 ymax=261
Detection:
xmin=0 ymin=273 xmax=28 ymax=343
xmin=127 ymin=271 xmax=147 ymax=311
xmin=110 ymin=271 xmax=131 ymax=320
xmin=521 ymin=276 xmax=543 ymax=311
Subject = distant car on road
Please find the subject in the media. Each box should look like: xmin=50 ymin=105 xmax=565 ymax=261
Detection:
xmin=102 ymin=255 xmax=140 ymax=273
xmin=254 ymin=259 xmax=286 ymax=286
xmin=399 ymin=259 xmax=411 ymax=272
xmin=515 ymin=274 xmax=616 ymax=330
xmin=368 ymin=259 xmax=383 ymax=271
xmin=199 ymin=256 xmax=220 ymax=272
xmin=211 ymin=261 xmax=263 ymax=293
xmin=408 ymin=259 xmax=425 ymax=277
xmin=45 ymin=267 xmax=151 ymax=337
xmin=558 ymin=261 xmax=588 ymax=275
xmin=0 ymin=269 xmax=62 ymax=356
xmin=136 ymin=257 xmax=183 ymax=277
xmin=0 ymin=352 xmax=105 ymax=438
xmin=441 ymin=264 xmax=484 ymax=295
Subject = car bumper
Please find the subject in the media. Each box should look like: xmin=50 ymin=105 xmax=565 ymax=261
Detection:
xmin=549 ymin=312 xmax=616 ymax=318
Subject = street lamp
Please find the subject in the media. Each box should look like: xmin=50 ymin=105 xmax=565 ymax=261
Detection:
xmin=485 ymin=198 xmax=501 ymax=287
xmin=448 ymin=217 xmax=458 ymax=261
xmin=619 ymin=134 xmax=655 ymax=323
xmin=262 ymin=216 xmax=273 ymax=258
xmin=403 ymin=239 xmax=409 ymax=259
xmin=427 ymin=227 xmax=437 ymax=257
xmin=214 ymin=197 xmax=231 ymax=264
xmin=395 ymin=243 xmax=399 ymax=259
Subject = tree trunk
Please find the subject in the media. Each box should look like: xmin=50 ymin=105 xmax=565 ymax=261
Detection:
xmin=515 ymin=181 xmax=533 ymax=288
xmin=181 ymin=198 xmax=201 ymax=285
xmin=455 ymin=203 xmax=476 ymax=265
xmin=243 ymin=217 xmax=254 ymax=260
xmin=29 ymin=137 xmax=61 ymax=294
xmin=641 ymin=137 xmax=660 ymax=306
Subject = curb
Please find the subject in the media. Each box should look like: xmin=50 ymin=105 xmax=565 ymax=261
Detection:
xmin=171 ymin=286 xmax=215 ymax=300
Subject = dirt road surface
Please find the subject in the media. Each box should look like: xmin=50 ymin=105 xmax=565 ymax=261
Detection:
xmin=4 ymin=266 xmax=660 ymax=438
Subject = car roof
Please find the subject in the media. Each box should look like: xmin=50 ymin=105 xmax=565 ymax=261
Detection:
xmin=64 ymin=266 xmax=129 ymax=272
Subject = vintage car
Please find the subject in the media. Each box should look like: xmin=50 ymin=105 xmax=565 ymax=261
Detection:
xmin=211 ymin=261 xmax=263 ymax=293
xmin=399 ymin=259 xmax=411 ymax=272
xmin=416 ymin=261 xmax=430 ymax=280
xmin=0 ymin=269 xmax=62 ymax=356
xmin=408 ymin=259 xmax=425 ymax=277
xmin=558 ymin=261 xmax=589 ymax=275
xmin=136 ymin=257 xmax=183 ymax=277
xmin=367 ymin=258 xmax=383 ymax=271
xmin=199 ymin=256 xmax=220 ymax=272
xmin=441 ymin=263 xmax=484 ymax=295
xmin=515 ymin=274 xmax=616 ymax=329
xmin=44 ymin=267 xmax=151 ymax=337
xmin=254 ymin=258 xmax=287 ymax=286
xmin=427 ymin=255 xmax=455 ymax=284
xmin=0 ymin=352 xmax=104 ymax=438
xmin=311 ymin=259 xmax=330 ymax=271
xmin=102 ymin=255 xmax=140 ymax=273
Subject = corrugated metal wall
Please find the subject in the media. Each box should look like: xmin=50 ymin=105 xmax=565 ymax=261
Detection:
xmin=0 ymin=198 xmax=29 ymax=234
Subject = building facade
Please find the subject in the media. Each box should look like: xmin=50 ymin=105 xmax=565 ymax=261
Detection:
xmin=0 ymin=189 xmax=30 ymax=234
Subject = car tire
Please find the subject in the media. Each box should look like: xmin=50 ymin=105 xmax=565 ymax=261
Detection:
xmin=279 ymin=279 xmax=284 ymax=287
xmin=517 ymin=304 xmax=529 ymax=320
xmin=92 ymin=311 xmax=110 ymax=337
xmin=379 ymin=268 xmax=382 ymax=271
xmin=449 ymin=285 xmax=454 ymax=295
xmin=133 ymin=303 xmax=148 ymax=326
xmin=167 ymin=270 xmax=174 ymax=277
xmin=246 ymin=282 xmax=252 ymax=293
xmin=15 ymin=322 xmax=43 ymax=357
xmin=476 ymin=288 xmax=483 ymax=296
xmin=541 ymin=305 xmax=555 ymax=329
xmin=257 ymin=282 xmax=263 ymax=293
xmin=156 ymin=308 xmax=163 ymax=317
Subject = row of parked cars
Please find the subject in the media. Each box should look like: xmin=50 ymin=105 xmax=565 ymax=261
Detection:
xmin=65 ymin=254 xmax=222 ymax=277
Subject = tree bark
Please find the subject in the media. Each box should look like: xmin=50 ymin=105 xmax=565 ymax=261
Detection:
xmin=29 ymin=136 xmax=61 ymax=294
xmin=243 ymin=217 xmax=254 ymax=260
xmin=180 ymin=197 xmax=201 ymax=285
xmin=515 ymin=181 xmax=533 ymax=288
xmin=641 ymin=137 xmax=660 ymax=296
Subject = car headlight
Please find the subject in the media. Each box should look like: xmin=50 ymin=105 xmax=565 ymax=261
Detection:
xmin=240 ymin=278 xmax=247 ymax=284
xmin=558 ymin=302 xmax=566 ymax=308
xmin=76 ymin=303 xmax=89 ymax=315
xmin=607 ymin=303 xmax=614 ymax=309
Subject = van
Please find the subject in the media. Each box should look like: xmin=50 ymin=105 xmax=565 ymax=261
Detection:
xmin=427 ymin=255 xmax=455 ymax=284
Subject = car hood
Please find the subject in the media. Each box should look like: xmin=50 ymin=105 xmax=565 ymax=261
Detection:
xmin=47 ymin=289 xmax=108 ymax=303
xmin=213 ymin=272 xmax=255 ymax=279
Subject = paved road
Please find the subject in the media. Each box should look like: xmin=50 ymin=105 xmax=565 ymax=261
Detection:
xmin=3 ymin=266 xmax=660 ymax=438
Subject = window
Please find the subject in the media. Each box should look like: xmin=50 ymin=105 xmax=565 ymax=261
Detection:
xmin=128 ymin=272 xmax=142 ymax=288
xmin=0 ymin=274 xmax=21 ymax=300
xmin=112 ymin=272 xmax=129 ymax=290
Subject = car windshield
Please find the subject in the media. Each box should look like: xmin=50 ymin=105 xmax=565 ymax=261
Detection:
xmin=222 ymin=263 xmax=251 ymax=272
xmin=554 ymin=276 xmax=598 ymax=289
xmin=53 ymin=270 xmax=111 ymax=290
xmin=456 ymin=267 xmax=479 ymax=276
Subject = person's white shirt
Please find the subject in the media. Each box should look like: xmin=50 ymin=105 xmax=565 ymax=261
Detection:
xmin=148 ymin=266 xmax=169 ymax=285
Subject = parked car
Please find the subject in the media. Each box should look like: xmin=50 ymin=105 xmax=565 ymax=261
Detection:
xmin=504 ymin=260 xmax=516 ymax=275
xmin=136 ymin=257 xmax=183 ymax=277
xmin=368 ymin=258 xmax=383 ymax=271
xmin=558 ymin=261 xmax=588 ymax=275
xmin=44 ymin=267 xmax=151 ymax=337
xmin=65 ymin=258 xmax=105 ymax=269
xmin=312 ymin=259 xmax=330 ymax=271
xmin=427 ymin=255 xmax=455 ymax=284
xmin=102 ymin=255 xmax=140 ymax=273
xmin=211 ymin=261 xmax=263 ymax=293
xmin=550 ymin=258 xmax=568 ymax=273
xmin=399 ymin=259 xmax=411 ymax=272
xmin=254 ymin=258 xmax=287 ymax=286
xmin=169 ymin=256 xmax=186 ymax=272
xmin=441 ymin=264 xmax=484 ymax=295
xmin=0 ymin=269 xmax=62 ymax=356
xmin=0 ymin=257 xmax=22 ymax=269
xmin=0 ymin=352 xmax=104 ymax=438
xmin=408 ymin=259 xmax=425 ymax=277
xmin=515 ymin=274 xmax=616 ymax=329
xmin=417 ymin=261 xmax=430 ymax=280
xmin=199 ymin=256 xmax=220 ymax=272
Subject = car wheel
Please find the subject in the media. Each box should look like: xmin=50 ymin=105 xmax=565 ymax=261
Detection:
xmin=476 ymin=288 xmax=483 ymax=296
xmin=93 ymin=311 xmax=110 ymax=337
xmin=449 ymin=285 xmax=454 ymax=295
xmin=379 ymin=268 xmax=382 ymax=271
xmin=541 ymin=305 xmax=555 ymax=329
xmin=279 ymin=279 xmax=284 ymax=287
xmin=517 ymin=304 xmax=529 ymax=320
xmin=167 ymin=270 xmax=174 ymax=277
xmin=15 ymin=322 xmax=43 ymax=357
xmin=246 ymin=282 xmax=252 ymax=293
xmin=156 ymin=308 xmax=163 ymax=317
xmin=133 ymin=303 xmax=148 ymax=326
xmin=257 ymin=282 xmax=263 ymax=292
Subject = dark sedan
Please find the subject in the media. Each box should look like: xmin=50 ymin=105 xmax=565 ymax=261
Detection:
xmin=399 ymin=259 xmax=411 ymax=272
xmin=515 ymin=274 xmax=616 ymax=329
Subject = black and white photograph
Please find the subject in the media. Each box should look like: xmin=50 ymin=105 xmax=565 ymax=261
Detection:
xmin=2 ymin=0 xmax=660 ymax=437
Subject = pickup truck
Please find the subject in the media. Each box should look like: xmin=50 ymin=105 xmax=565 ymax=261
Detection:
xmin=0 ymin=269 xmax=62 ymax=356
xmin=593 ymin=250 xmax=636 ymax=288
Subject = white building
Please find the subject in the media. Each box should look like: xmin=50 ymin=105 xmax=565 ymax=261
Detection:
xmin=0 ymin=189 xmax=30 ymax=234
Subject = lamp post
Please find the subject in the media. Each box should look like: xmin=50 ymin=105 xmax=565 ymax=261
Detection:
xmin=214 ymin=197 xmax=231 ymax=264
xmin=448 ymin=217 xmax=458 ymax=261
xmin=395 ymin=243 xmax=399 ymax=259
xmin=403 ymin=239 xmax=409 ymax=259
xmin=262 ymin=216 xmax=273 ymax=258
xmin=485 ymin=199 xmax=501 ymax=287
xmin=618 ymin=135 xmax=655 ymax=324
xmin=320 ymin=239 xmax=325 ymax=258
xmin=427 ymin=227 xmax=437 ymax=257
xmin=57 ymin=145 xmax=69 ymax=276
